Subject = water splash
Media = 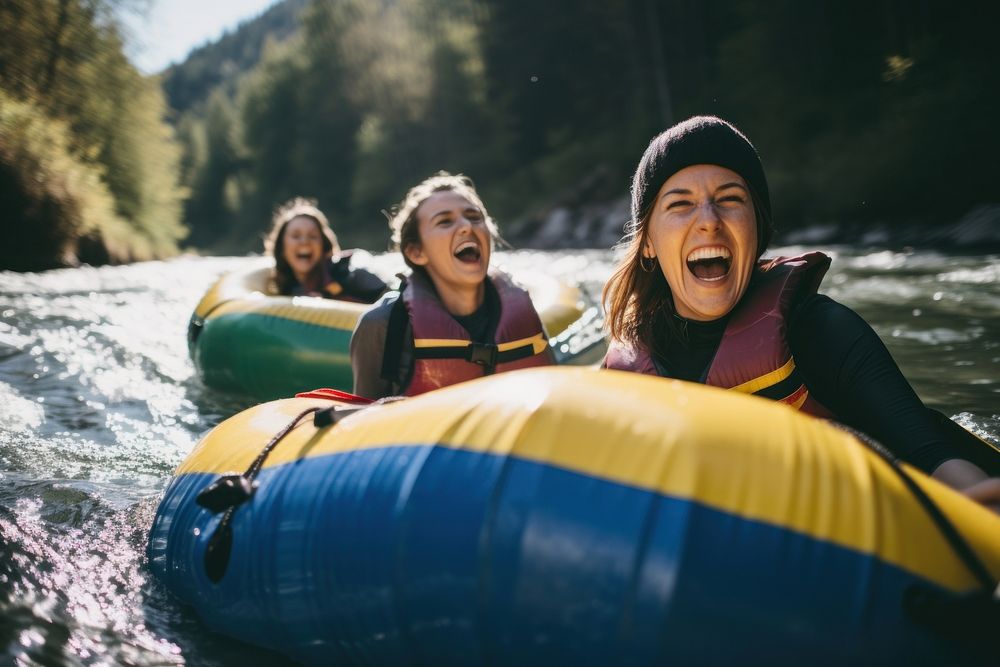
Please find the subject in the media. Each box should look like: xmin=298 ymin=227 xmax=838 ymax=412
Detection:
xmin=0 ymin=249 xmax=997 ymax=663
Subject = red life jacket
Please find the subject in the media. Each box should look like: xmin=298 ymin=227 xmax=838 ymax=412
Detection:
xmin=604 ymin=252 xmax=833 ymax=417
xmin=402 ymin=271 xmax=552 ymax=396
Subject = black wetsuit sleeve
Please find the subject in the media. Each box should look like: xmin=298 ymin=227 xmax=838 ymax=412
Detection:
xmin=789 ymin=294 xmax=956 ymax=474
xmin=350 ymin=298 xmax=396 ymax=399
xmin=343 ymin=268 xmax=389 ymax=303
xmin=329 ymin=256 xmax=389 ymax=303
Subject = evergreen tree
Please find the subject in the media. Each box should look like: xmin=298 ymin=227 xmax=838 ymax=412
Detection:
xmin=0 ymin=0 xmax=185 ymax=268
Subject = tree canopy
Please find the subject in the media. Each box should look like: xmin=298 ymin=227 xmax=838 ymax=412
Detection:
xmin=165 ymin=0 xmax=1000 ymax=254
xmin=0 ymin=0 xmax=185 ymax=269
xmin=5 ymin=0 xmax=999 ymax=267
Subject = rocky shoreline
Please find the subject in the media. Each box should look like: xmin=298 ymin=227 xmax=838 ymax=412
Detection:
xmin=507 ymin=200 xmax=1000 ymax=251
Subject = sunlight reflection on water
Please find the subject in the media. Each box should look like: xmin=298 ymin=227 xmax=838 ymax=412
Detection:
xmin=0 ymin=248 xmax=998 ymax=663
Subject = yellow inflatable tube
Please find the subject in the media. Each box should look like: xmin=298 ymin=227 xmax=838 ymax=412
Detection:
xmin=151 ymin=367 xmax=1000 ymax=664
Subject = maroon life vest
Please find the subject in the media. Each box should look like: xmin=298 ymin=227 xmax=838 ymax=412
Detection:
xmin=603 ymin=252 xmax=833 ymax=417
xmin=403 ymin=271 xmax=552 ymax=396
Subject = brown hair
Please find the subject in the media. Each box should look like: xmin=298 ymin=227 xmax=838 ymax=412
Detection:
xmin=387 ymin=171 xmax=502 ymax=274
xmin=602 ymin=183 xmax=772 ymax=359
xmin=264 ymin=197 xmax=340 ymax=295
xmin=605 ymin=117 xmax=775 ymax=358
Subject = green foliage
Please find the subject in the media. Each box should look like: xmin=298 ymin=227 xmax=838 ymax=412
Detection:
xmin=0 ymin=93 xmax=137 ymax=269
xmin=169 ymin=0 xmax=1000 ymax=253
xmin=0 ymin=0 xmax=186 ymax=269
xmin=163 ymin=0 xmax=315 ymax=251
xmin=708 ymin=0 xmax=1000 ymax=230
xmin=182 ymin=91 xmax=244 ymax=248
xmin=161 ymin=0 xmax=309 ymax=114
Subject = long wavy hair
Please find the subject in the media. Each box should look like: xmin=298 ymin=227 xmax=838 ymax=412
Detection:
xmin=602 ymin=184 xmax=773 ymax=359
xmin=387 ymin=171 xmax=503 ymax=277
xmin=264 ymin=197 xmax=339 ymax=295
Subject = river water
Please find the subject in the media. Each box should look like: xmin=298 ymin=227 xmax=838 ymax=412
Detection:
xmin=0 ymin=247 xmax=998 ymax=664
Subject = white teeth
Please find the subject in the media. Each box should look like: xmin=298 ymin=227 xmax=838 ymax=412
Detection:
xmin=455 ymin=241 xmax=478 ymax=254
xmin=686 ymin=246 xmax=731 ymax=262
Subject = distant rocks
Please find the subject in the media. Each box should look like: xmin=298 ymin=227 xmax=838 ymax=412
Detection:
xmin=514 ymin=197 xmax=630 ymax=249
xmin=516 ymin=196 xmax=1000 ymax=251
xmin=506 ymin=166 xmax=632 ymax=249
xmin=504 ymin=157 xmax=1000 ymax=254
xmin=780 ymin=204 xmax=1000 ymax=249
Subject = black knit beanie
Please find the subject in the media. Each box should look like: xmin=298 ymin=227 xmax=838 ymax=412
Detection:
xmin=631 ymin=116 xmax=773 ymax=256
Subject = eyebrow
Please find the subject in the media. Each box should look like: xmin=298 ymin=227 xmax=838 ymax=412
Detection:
xmin=430 ymin=207 xmax=481 ymax=221
xmin=660 ymin=181 xmax=748 ymax=200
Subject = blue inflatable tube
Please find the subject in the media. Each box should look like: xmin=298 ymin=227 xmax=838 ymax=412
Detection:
xmin=148 ymin=368 xmax=1000 ymax=665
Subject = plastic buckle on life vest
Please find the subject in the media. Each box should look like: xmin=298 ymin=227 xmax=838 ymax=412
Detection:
xmin=469 ymin=342 xmax=498 ymax=369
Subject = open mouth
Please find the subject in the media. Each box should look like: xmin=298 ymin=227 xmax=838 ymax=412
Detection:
xmin=686 ymin=246 xmax=732 ymax=282
xmin=454 ymin=241 xmax=482 ymax=264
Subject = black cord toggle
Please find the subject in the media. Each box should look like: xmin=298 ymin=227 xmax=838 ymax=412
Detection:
xmin=313 ymin=405 xmax=367 ymax=428
xmin=195 ymin=473 xmax=257 ymax=513
xmin=834 ymin=423 xmax=1000 ymax=652
xmin=196 ymin=406 xmax=322 ymax=583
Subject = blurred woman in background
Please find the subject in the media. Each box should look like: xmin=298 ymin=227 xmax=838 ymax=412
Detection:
xmin=265 ymin=196 xmax=387 ymax=302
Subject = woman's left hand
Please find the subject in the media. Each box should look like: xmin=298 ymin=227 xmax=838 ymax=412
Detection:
xmin=932 ymin=459 xmax=1000 ymax=514
xmin=960 ymin=477 xmax=1000 ymax=514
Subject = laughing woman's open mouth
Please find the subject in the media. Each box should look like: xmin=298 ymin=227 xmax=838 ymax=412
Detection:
xmin=686 ymin=246 xmax=732 ymax=282
xmin=454 ymin=241 xmax=482 ymax=264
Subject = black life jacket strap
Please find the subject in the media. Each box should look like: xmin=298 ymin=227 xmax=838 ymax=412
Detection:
xmin=832 ymin=422 xmax=1000 ymax=654
xmin=412 ymin=341 xmax=537 ymax=374
xmin=380 ymin=288 xmax=409 ymax=384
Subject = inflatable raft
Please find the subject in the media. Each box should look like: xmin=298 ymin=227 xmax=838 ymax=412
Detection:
xmin=148 ymin=368 xmax=1000 ymax=665
xmin=187 ymin=261 xmax=587 ymax=398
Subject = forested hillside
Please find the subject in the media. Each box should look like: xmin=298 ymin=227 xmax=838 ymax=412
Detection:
xmin=0 ymin=0 xmax=185 ymax=270
xmin=4 ymin=0 xmax=999 ymax=268
xmin=168 ymin=0 xmax=1000 ymax=254
xmin=161 ymin=0 xmax=309 ymax=116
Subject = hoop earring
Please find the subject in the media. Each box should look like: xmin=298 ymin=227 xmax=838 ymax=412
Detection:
xmin=640 ymin=255 xmax=657 ymax=273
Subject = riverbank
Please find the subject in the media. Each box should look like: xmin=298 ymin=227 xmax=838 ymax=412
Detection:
xmin=504 ymin=191 xmax=1000 ymax=252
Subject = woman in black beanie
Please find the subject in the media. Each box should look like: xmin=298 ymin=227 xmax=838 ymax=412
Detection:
xmin=603 ymin=115 xmax=1000 ymax=506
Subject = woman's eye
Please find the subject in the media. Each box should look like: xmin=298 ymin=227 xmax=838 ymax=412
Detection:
xmin=666 ymin=199 xmax=692 ymax=210
xmin=718 ymin=195 xmax=745 ymax=205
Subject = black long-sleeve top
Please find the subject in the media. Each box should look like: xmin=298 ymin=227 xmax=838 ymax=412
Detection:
xmin=652 ymin=294 xmax=970 ymax=474
xmin=286 ymin=254 xmax=388 ymax=303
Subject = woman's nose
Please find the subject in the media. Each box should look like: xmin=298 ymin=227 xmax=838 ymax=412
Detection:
xmin=695 ymin=201 xmax=723 ymax=229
